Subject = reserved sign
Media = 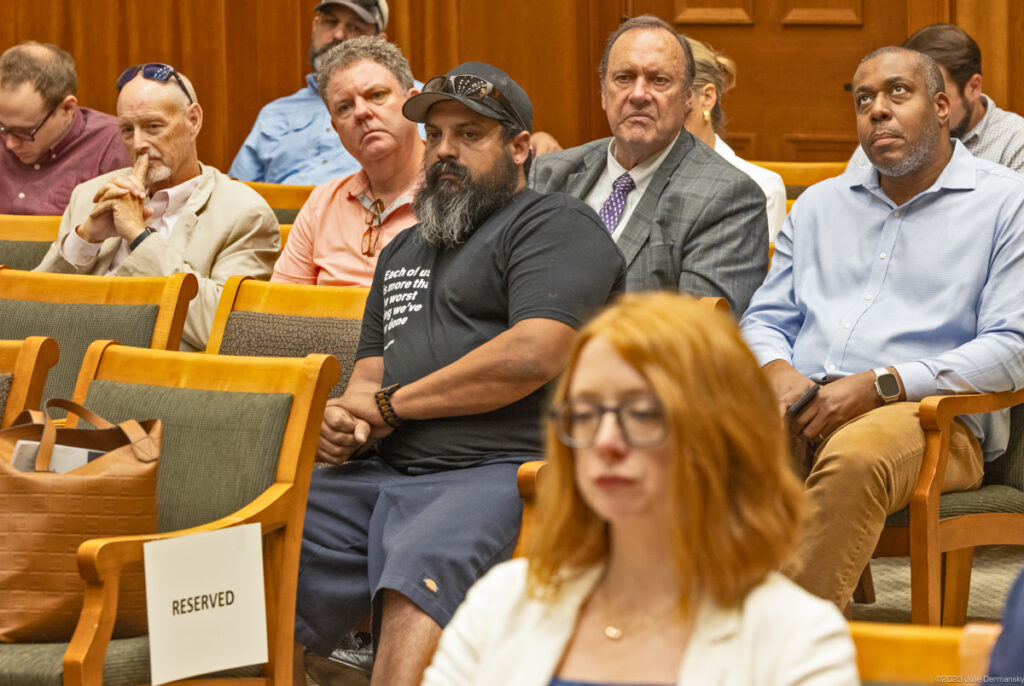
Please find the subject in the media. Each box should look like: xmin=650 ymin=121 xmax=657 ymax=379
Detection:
xmin=144 ymin=524 xmax=268 ymax=685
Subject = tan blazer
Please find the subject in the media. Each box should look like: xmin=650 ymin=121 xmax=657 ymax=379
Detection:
xmin=36 ymin=164 xmax=279 ymax=351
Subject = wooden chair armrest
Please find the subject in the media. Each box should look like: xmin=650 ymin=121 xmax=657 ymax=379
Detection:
xmin=64 ymin=483 xmax=295 ymax=686
xmin=517 ymin=461 xmax=545 ymax=500
xmin=912 ymin=389 xmax=1024 ymax=503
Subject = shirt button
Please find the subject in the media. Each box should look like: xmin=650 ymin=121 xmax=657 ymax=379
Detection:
xmin=879 ymin=252 xmax=887 ymax=259
xmin=17 ymin=192 xmax=25 ymax=199
xmin=33 ymin=164 xmax=40 ymax=170
xmin=828 ymin=364 xmax=837 ymax=372
xmin=843 ymin=322 xmax=851 ymax=329
xmin=864 ymin=294 xmax=872 ymax=301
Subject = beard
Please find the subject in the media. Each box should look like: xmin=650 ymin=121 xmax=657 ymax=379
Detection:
xmin=869 ymin=122 xmax=940 ymax=178
xmin=309 ymin=37 xmax=344 ymax=71
xmin=412 ymin=151 xmax=519 ymax=249
xmin=949 ymin=100 xmax=975 ymax=140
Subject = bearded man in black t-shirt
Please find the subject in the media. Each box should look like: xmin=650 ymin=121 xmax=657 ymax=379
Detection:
xmin=293 ymin=62 xmax=625 ymax=685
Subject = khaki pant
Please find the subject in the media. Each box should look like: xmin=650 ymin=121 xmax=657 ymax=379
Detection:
xmin=786 ymin=401 xmax=984 ymax=609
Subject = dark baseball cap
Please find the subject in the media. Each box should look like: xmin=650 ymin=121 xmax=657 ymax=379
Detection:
xmin=402 ymin=62 xmax=533 ymax=132
xmin=314 ymin=0 xmax=388 ymax=32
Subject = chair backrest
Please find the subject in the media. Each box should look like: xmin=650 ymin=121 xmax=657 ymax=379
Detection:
xmin=0 ymin=214 xmax=61 ymax=271
xmin=987 ymin=403 xmax=1024 ymax=495
xmin=0 ymin=336 xmax=59 ymax=427
xmin=207 ymin=276 xmax=369 ymax=398
xmin=748 ymin=161 xmax=847 ymax=204
xmin=280 ymin=223 xmax=292 ymax=248
xmin=0 ymin=268 xmax=197 ymax=410
xmin=241 ymin=182 xmax=315 ymax=225
xmin=851 ymin=620 xmax=1000 ymax=684
xmin=69 ymin=341 xmax=339 ymax=532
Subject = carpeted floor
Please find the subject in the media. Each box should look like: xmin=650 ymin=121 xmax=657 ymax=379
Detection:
xmin=851 ymin=545 xmax=1024 ymax=623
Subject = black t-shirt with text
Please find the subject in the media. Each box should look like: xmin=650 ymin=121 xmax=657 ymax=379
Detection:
xmin=357 ymin=188 xmax=625 ymax=470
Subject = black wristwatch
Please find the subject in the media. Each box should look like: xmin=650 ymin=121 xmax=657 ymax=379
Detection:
xmin=374 ymin=383 xmax=403 ymax=429
xmin=873 ymin=367 xmax=901 ymax=403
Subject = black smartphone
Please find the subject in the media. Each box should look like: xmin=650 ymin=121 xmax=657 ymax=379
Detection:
xmin=785 ymin=383 xmax=820 ymax=420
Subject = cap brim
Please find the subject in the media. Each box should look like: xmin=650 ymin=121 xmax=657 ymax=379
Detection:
xmin=402 ymin=91 xmax=516 ymax=127
xmin=314 ymin=1 xmax=376 ymax=26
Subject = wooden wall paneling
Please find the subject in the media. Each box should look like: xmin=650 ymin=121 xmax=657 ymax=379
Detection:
xmin=224 ymin=0 xmax=307 ymax=175
xmin=779 ymin=0 xmax=862 ymax=26
xmin=906 ymin=0 xmax=951 ymax=33
xmin=672 ymin=0 xmax=755 ymax=25
xmin=954 ymin=0 xmax=1011 ymax=114
xmin=454 ymin=0 xmax=585 ymax=149
xmin=783 ymin=133 xmax=860 ymax=160
xmin=394 ymin=0 xmax=460 ymax=86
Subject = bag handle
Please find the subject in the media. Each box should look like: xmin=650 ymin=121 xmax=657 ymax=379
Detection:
xmin=36 ymin=399 xmax=156 ymax=470
xmin=46 ymin=398 xmax=116 ymax=429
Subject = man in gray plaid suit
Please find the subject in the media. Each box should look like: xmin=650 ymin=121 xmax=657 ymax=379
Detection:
xmin=531 ymin=15 xmax=768 ymax=315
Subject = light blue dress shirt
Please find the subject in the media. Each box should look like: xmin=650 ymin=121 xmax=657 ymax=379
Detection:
xmin=740 ymin=140 xmax=1024 ymax=459
xmin=229 ymin=74 xmax=424 ymax=186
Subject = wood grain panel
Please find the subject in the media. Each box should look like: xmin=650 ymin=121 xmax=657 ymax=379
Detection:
xmin=673 ymin=0 xmax=755 ymax=25
xmin=783 ymin=134 xmax=860 ymax=161
xmin=780 ymin=0 xmax=863 ymax=26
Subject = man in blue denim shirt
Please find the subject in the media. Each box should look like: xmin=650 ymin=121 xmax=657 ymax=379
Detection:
xmin=740 ymin=47 xmax=1024 ymax=612
xmin=229 ymin=0 xmax=391 ymax=185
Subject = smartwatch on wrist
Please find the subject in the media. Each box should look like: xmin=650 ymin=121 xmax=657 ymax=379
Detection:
xmin=374 ymin=383 xmax=403 ymax=429
xmin=873 ymin=367 xmax=901 ymax=403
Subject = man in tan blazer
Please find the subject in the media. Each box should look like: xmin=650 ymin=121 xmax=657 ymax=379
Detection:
xmin=35 ymin=63 xmax=279 ymax=351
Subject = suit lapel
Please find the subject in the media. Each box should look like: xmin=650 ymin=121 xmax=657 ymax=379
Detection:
xmin=565 ymin=142 xmax=610 ymax=199
xmin=615 ymin=130 xmax=694 ymax=267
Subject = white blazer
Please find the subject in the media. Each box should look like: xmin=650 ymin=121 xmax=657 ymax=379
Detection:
xmin=422 ymin=559 xmax=859 ymax=686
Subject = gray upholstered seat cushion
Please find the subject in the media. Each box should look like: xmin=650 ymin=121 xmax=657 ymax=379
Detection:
xmin=886 ymin=484 xmax=1024 ymax=527
xmin=0 ymin=637 xmax=260 ymax=686
xmin=0 ymin=300 xmax=158 ymax=416
xmin=0 ymin=241 xmax=51 ymax=271
xmin=0 ymin=371 xmax=12 ymax=421
xmin=81 ymin=380 xmax=292 ymax=532
xmin=218 ymin=310 xmax=361 ymax=398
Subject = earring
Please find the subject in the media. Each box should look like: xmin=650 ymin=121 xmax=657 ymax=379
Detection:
xmin=703 ymin=109 xmax=711 ymax=123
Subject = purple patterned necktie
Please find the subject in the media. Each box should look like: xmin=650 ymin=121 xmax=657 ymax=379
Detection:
xmin=598 ymin=172 xmax=635 ymax=233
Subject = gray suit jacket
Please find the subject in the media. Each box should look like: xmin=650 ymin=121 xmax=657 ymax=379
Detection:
xmin=36 ymin=164 xmax=280 ymax=351
xmin=531 ymin=130 xmax=768 ymax=315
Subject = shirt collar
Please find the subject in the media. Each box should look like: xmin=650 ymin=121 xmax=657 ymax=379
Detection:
xmin=46 ymin=107 xmax=85 ymax=161
xmin=604 ymin=135 xmax=676 ymax=193
xmin=305 ymin=73 xmax=319 ymax=95
xmin=962 ymin=93 xmax=994 ymax=147
xmin=345 ymin=168 xmax=421 ymax=221
xmin=148 ymin=173 xmax=202 ymax=219
xmin=852 ymin=138 xmax=976 ymax=201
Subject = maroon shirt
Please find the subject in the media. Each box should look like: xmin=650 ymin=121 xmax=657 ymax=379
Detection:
xmin=0 ymin=107 xmax=130 ymax=216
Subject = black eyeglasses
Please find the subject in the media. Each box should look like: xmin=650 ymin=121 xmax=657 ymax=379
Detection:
xmin=0 ymin=105 xmax=58 ymax=142
xmin=361 ymin=198 xmax=385 ymax=257
xmin=422 ymin=74 xmax=527 ymax=132
xmin=116 ymin=63 xmax=194 ymax=105
xmin=550 ymin=396 xmax=668 ymax=448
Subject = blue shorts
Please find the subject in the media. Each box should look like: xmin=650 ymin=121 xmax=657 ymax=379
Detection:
xmin=294 ymin=455 xmax=529 ymax=656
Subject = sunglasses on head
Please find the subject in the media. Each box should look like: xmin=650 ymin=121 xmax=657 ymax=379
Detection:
xmin=422 ymin=74 xmax=527 ymax=132
xmin=116 ymin=63 xmax=194 ymax=105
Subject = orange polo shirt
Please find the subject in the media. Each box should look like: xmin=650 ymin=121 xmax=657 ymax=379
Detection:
xmin=271 ymin=169 xmax=419 ymax=287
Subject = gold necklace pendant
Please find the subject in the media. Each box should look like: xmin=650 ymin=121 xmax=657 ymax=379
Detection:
xmin=604 ymin=625 xmax=624 ymax=640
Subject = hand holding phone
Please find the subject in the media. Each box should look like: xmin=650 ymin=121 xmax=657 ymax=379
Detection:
xmin=785 ymin=383 xmax=820 ymax=421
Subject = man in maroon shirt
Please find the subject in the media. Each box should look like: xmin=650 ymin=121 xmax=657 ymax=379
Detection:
xmin=0 ymin=42 xmax=128 ymax=216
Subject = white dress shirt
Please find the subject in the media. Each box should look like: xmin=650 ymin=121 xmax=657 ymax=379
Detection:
xmin=583 ymin=138 xmax=675 ymax=240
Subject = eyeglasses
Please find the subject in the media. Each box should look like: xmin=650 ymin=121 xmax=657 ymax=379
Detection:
xmin=116 ymin=63 xmax=194 ymax=105
xmin=550 ymin=396 xmax=668 ymax=448
xmin=0 ymin=105 xmax=58 ymax=142
xmin=422 ymin=74 xmax=527 ymax=132
xmin=361 ymin=198 xmax=385 ymax=257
